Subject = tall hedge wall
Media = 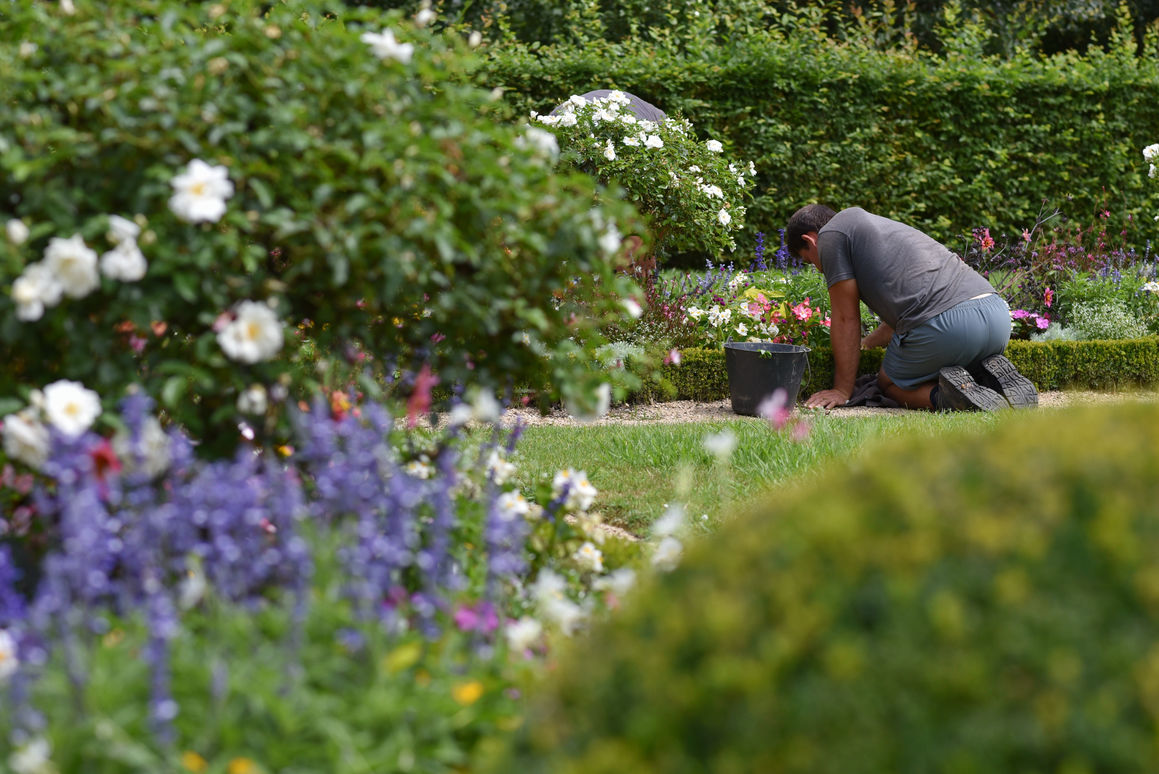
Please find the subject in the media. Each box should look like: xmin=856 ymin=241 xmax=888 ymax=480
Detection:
xmin=484 ymin=28 xmax=1159 ymax=248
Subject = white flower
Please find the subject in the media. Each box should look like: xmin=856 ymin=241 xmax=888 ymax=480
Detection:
xmin=99 ymin=240 xmax=147 ymax=282
xmin=702 ymin=428 xmax=737 ymax=459
xmin=718 ymin=208 xmax=732 ymax=226
xmin=112 ymin=415 xmax=171 ymax=479
xmin=573 ymin=541 xmax=604 ymax=573
xmin=43 ymin=379 xmax=101 ymax=438
xmin=169 ymin=159 xmax=234 ymax=223
xmin=6 ymin=219 xmax=29 ymax=245
xmin=686 ymin=305 xmax=704 ymax=321
xmin=43 ymin=234 xmax=99 ymax=299
xmin=468 ymin=30 xmax=482 ymax=47
xmin=622 ymin=135 xmax=640 ymax=147
xmin=447 ymin=403 xmax=474 ymax=427
xmin=18 ymin=41 xmax=38 ymax=59
xmin=688 ymin=165 xmax=701 ymax=173
xmin=11 ymin=263 xmax=63 ymax=322
xmin=405 ymin=457 xmax=434 ymax=479
xmin=593 ymin=567 xmax=636 ymax=597
xmin=0 ymin=629 xmax=18 ymax=683
xmin=599 ymin=224 xmax=621 ymax=255
xmin=361 ymin=27 xmax=414 ymax=63
xmin=738 ymin=176 xmax=746 ymax=187
xmin=1152 ymin=164 xmax=1158 ymax=180
xmin=236 ymin=384 xmax=268 ymax=415
xmin=486 ymin=449 xmax=517 ymax=484
xmin=106 ymin=214 xmax=140 ymax=245
xmin=748 ymin=160 xmax=756 ymax=175
xmin=505 ymin=616 xmax=543 ymax=653
xmin=557 ymin=112 xmax=578 ymax=127
xmin=496 ymin=490 xmax=530 ymax=521
xmin=516 ymin=127 xmax=559 ymax=161
xmin=2 ymin=411 xmax=50 ymax=470
xmin=469 ymin=390 xmax=501 ymax=423
xmin=622 ymin=298 xmax=643 ymax=319
xmin=728 ymin=271 xmax=747 ymax=289
xmin=1145 ymin=144 xmax=1159 ymax=162
xmin=178 ymin=558 xmax=208 ymax=611
xmin=8 ymin=736 xmax=52 ymax=774
xmin=531 ymin=570 xmax=587 ymax=636
xmin=59 ymin=0 xmax=75 ymax=14
xmin=1143 ymin=281 xmax=1159 ymax=293
xmin=699 ymin=183 xmax=724 ymax=199
xmin=638 ymin=120 xmax=659 ymax=132
xmin=644 ymin=134 xmax=663 ymax=149
xmin=706 ymin=139 xmax=723 ymax=152
xmin=603 ymin=138 xmax=616 ymax=161
xmin=652 ymin=502 xmax=686 ymax=538
xmin=619 ymin=113 xmax=637 ymax=125
xmin=706 ymin=305 xmax=731 ymax=327
xmin=414 ymin=7 xmax=436 ymax=27
xmin=217 ymin=300 xmax=284 ymax=363
xmin=552 ymin=468 xmax=598 ymax=511
xmin=652 ymin=536 xmax=683 ymax=571
xmin=736 ymin=322 xmax=749 ymax=336
xmin=567 ymin=94 xmax=588 ymax=109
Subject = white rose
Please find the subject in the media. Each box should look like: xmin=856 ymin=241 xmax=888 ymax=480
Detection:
xmin=1145 ymin=143 xmax=1159 ymax=162
xmin=43 ymin=234 xmax=99 ymax=299
xmin=603 ymin=138 xmax=616 ymax=161
xmin=217 ymin=300 xmax=284 ymax=363
xmin=106 ymin=214 xmax=141 ymax=245
xmin=5 ymin=219 xmax=29 ymax=245
xmin=516 ymin=127 xmax=558 ymax=161
xmin=11 ymin=263 xmax=63 ymax=322
xmin=360 ymin=27 xmax=414 ymax=63
xmin=99 ymin=240 xmax=147 ymax=282
xmin=42 ymin=379 xmax=102 ymax=438
xmin=718 ymin=208 xmax=732 ymax=226
xmin=236 ymin=384 xmax=268 ymax=415
xmin=706 ymin=139 xmax=723 ymax=152
xmin=644 ymin=134 xmax=663 ymax=149
xmin=2 ymin=411 xmax=50 ymax=470
xmin=112 ymin=415 xmax=171 ymax=479
xmin=168 ymin=159 xmax=235 ymax=224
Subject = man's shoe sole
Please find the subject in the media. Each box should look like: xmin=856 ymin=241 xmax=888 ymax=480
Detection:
xmin=975 ymin=354 xmax=1038 ymax=409
xmin=937 ymin=366 xmax=1008 ymax=412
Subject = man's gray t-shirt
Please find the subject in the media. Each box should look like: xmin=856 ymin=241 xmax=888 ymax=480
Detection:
xmin=818 ymin=207 xmax=995 ymax=334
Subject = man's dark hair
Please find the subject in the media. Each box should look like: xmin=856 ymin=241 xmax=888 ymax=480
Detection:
xmin=786 ymin=204 xmax=837 ymax=258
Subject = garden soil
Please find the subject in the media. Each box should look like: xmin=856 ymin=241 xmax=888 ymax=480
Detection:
xmin=501 ymin=389 xmax=1159 ymax=427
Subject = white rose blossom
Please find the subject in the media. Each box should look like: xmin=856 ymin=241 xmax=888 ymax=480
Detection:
xmin=1144 ymin=143 xmax=1159 ymax=162
xmin=236 ymin=384 xmax=268 ymax=415
xmin=99 ymin=240 xmax=147 ymax=282
xmin=43 ymin=234 xmax=99 ymax=299
xmin=644 ymin=134 xmax=664 ymax=149
xmin=106 ymin=214 xmax=141 ymax=244
xmin=11 ymin=263 xmax=63 ymax=322
xmin=622 ymin=135 xmax=640 ymax=147
xmin=8 ymin=736 xmax=52 ymax=774
xmin=42 ymin=379 xmax=102 ymax=438
xmin=603 ymin=138 xmax=616 ymax=161
xmin=6 ymin=219 xmax=29 ymax=245
xmin=360 ymin=27 xmax=414 ymax=63
xmin=516 ymin=127 xmax=559 ymax=161
xmin=718 ymin=208 xmax=732 ymax=226
xmin=414 ymin=8 xmax=436 ymax=27
xmin=2 ymin=411 xmax=50 ymax=470
xmin=112 ymin=414 xmax=171 ymax=479
xmin=217 ymin=300 xmax=284 ymax=363
xmin=706 ymin=139 xmax=724 ymax=152
xmin=168 ymin=159 xmax=234 ymax=223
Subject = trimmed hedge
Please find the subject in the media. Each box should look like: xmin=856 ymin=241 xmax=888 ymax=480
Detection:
xmin=484 ymin=401 xmax=1159 ymax=772
xmin=483 ymin=25 xmax=1159 ymax=247
xmin=633 ymin=337 xmax=1159 ymax=403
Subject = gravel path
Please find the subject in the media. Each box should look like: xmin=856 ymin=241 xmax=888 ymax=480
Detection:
xmin=501 ymin=389 xmax=1159 ymax=427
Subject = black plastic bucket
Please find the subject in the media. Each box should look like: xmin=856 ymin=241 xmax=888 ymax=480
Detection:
xmin=724 ymin=342 xmax=811 ymax=416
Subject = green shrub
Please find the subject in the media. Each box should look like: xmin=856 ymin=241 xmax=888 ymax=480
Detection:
xmin=1067 ymin=300 xmax=1152 ymax=340
xmin=0 ymin=0 xmax=641 ymax=451
xmin=482 ymin=14 xmax=1159 ymax=247
xmin=483 ymin=402 xmax=1159 ymax=773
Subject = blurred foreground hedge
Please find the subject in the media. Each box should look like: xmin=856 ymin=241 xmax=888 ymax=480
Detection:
xmin=484 ymin=401 xmax=1159 ymax=772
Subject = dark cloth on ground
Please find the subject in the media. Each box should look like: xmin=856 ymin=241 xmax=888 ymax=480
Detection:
xmin=842 ymin=373 xmax=902 ymax=408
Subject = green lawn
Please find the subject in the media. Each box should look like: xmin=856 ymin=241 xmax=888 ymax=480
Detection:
xmin=508 ymin=410 xmax=1005 ymax=535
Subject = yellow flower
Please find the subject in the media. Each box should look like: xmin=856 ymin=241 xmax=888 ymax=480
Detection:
xmin=180 ymin=751 xmax=208 ymax=773
xmin=452 ymin=680 xmax=484 ymax=706
xmin=228 ymin=758 xmax=259 ymax=774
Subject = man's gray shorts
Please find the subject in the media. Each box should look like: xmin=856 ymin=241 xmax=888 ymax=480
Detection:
xmin=883 ymin=293 xmax=1012 ymax=389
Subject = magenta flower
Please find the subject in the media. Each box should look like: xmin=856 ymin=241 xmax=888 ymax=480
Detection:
xmin=453 ymin=601 xmax=499 ymax=633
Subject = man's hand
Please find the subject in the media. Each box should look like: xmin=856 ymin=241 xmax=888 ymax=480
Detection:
xmin=804 ymin=388 xmax=850 ymax=409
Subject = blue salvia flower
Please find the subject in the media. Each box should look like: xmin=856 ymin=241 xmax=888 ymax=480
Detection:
xmin=0 ymin=545 xmax=26 ymax=627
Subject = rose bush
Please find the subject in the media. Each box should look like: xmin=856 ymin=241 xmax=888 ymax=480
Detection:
xmin=0 ymin=0 xmax=643 ymax=454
